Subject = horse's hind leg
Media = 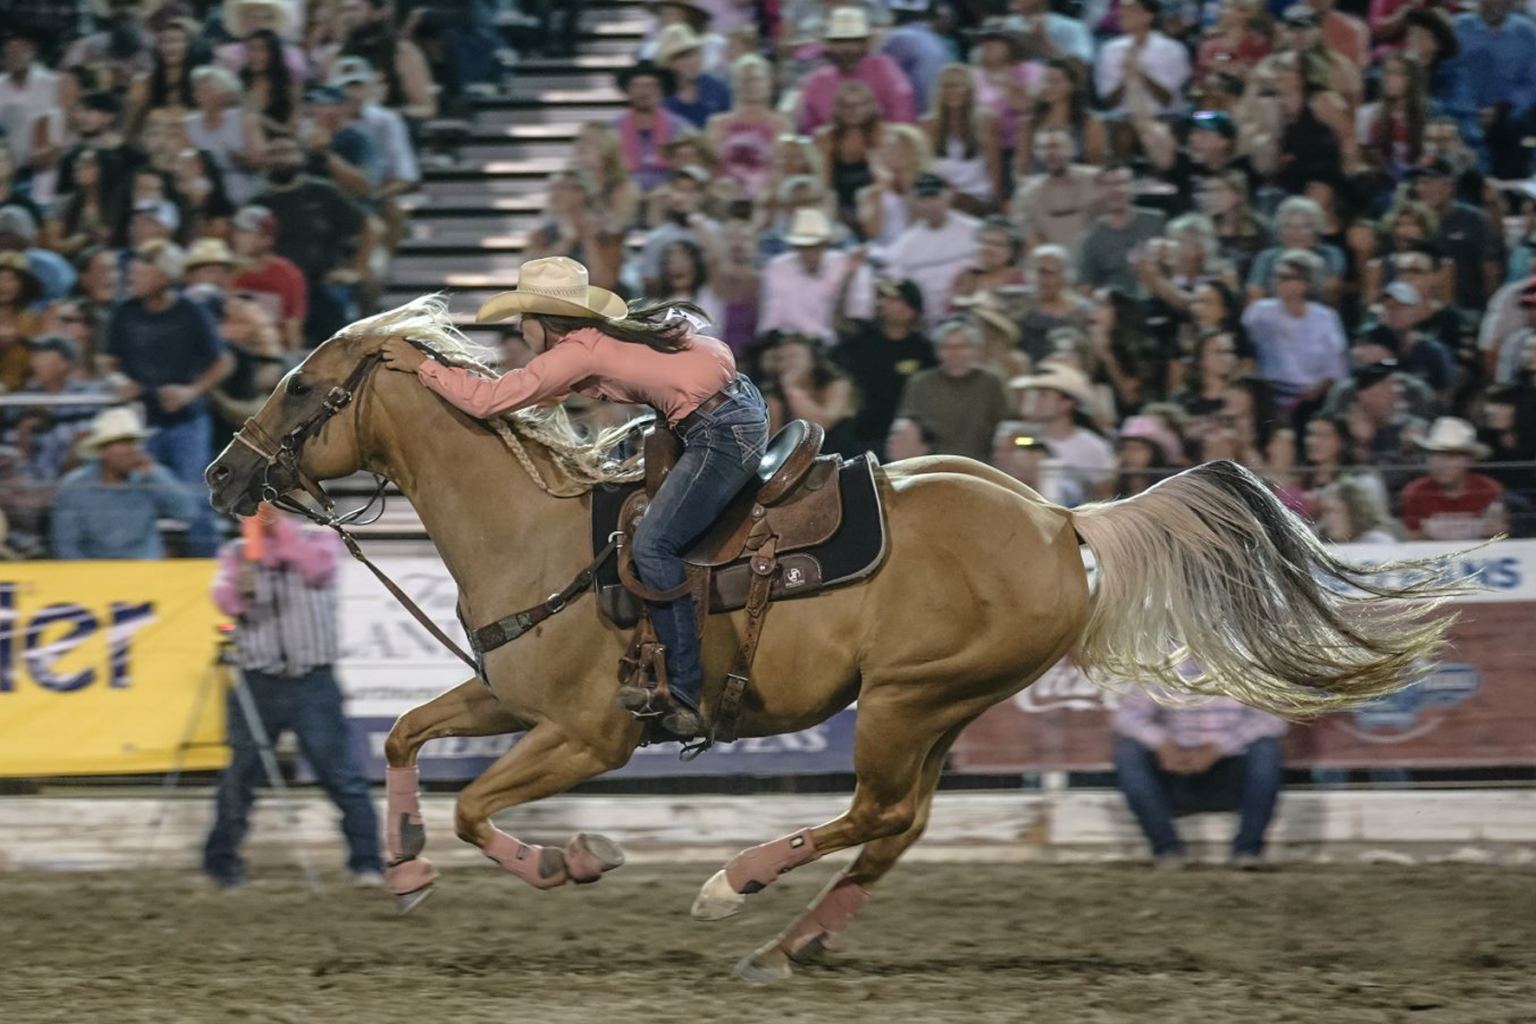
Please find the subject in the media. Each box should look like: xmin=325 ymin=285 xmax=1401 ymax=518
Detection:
xmin=692 ymin=688 xmax=968 ymax=924
xmin=381 ymin=679 xmax=525 ymax=911
xmin=730 ymin=719 xmax=968 ymax=982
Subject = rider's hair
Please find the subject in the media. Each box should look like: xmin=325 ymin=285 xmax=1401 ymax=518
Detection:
xmin=527 ymin=299 xmax=711 ymax=354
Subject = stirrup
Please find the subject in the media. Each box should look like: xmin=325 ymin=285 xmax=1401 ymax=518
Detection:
xmin=677 ymin=730 xmax=714 ymax=762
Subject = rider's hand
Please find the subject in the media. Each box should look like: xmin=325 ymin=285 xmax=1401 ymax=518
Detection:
xmin=381 ymin=336 xmax=430 ymax=373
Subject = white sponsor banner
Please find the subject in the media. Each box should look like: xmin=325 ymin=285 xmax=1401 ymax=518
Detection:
xmin=334 ymin=542 xmax=1536 ymax=719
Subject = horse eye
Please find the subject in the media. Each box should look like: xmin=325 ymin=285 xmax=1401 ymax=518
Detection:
xmin=288 ymin=377 xmax=311 ymax=397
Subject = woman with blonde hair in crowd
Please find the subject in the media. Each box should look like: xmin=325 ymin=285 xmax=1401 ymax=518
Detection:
xmin=706 ymin=53 xmax=790 ymax=203
xmin=185 ymin=65 xmax=266 ymax=204
xmin=856 ymin=123 xmax=931 ymax=246
xmin=570 ymin=122 xmax=641 ymax=268
xmin=815 ymin=81 xmax=885 ymax=225
xmin=1361 ymin=201 xmax=1448 ymax=307
xmin=950 ymin=217 xmax=1026 ymax=305
xmin=1018 ymin=58 xmax=1108 ymax=173
xmin=922 ymin=64 xmax=1002 ymax=213
xmin=1315 ymin=476 xmax=1403 ymax=543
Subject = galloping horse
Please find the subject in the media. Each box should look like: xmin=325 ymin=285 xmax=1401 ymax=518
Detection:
xmin=205 ymin=298 xmax=1464 ymax=981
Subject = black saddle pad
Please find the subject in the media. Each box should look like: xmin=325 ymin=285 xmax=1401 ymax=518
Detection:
xmin=589 ymin=454 xmax=887 ymax=629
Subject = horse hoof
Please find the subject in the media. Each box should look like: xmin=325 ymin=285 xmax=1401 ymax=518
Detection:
xmin=691 ymin=869 xmax=746 ymax=921
xmin=396 ymin=883 xmax=434 ymax=916
xmin=566 ymin=832 xmax=626 ymax=884
xmin=734 ymin=949 xmax=793 ymax=983
xmin=787 ymin=935 xmax=830 ymax=966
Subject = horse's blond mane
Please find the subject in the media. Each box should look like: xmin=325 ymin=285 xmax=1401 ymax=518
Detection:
xmin=337 ymin=295 xmax=645 ymax=495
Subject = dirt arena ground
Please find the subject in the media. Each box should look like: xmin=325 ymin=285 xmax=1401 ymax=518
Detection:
xmin=7 ymin=860 xmax=1534 ymax=1024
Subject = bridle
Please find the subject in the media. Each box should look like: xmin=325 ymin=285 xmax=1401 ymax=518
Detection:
xmin=232 ymin=350 xmax=387 ymax=528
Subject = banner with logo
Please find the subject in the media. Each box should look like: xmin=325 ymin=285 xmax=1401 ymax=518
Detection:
xmin=0 ymin=561 xmax=228 ymax=777
xmin=951 ymin=541 xmax=1536 ymax=772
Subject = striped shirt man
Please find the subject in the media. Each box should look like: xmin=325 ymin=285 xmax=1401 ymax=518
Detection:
xmin=211 ymin=520 xmax=342 ymax=677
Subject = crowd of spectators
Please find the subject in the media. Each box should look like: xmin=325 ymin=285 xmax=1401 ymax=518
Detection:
xmin=3 ymin=0 xmax=1536 ymax=561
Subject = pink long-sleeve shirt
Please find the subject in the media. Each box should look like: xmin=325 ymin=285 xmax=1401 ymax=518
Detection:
xmin=795 ymin=54 xmax=916 ymax=134
xmin=212 ymin=520 xmax=342 ymax=619
xmin=416 ymin=328 xmax=736 ymax=425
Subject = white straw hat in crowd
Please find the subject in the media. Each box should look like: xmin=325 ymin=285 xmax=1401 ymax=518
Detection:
xmin=1009 ymin=363 xmax=1103 ymax=424
xmin=653 ymin=24 xmax=705 ymax=65
xmin=1416 ymin=417 xmax=1489 ymax=459
xmin=224 ymin=0 xmax=295 ymax=37
xmin=783 ymin=208 xmax=834 ymax=247
xmin=476 ymin=257 xmax=628 ymax=323
xmin=824 ymin=7 xmax=872 ymax=39
xmin=81 ymin=406 xmax=155 ymax=453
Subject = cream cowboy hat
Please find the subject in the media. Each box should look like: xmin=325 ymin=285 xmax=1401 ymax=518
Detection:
xmin=1416 ymin=416 xmax=1489 ymax=459
xmin=476 ymin=257 xmax=628 ymax=323
xmin=81 ymin=406 xmax=155 ymax=453
xmin=184 ymin=237 xmax=239 ymax=270
xmin=1009 ymin=364 xmax=1102 ymax=423
xmin=224 ymin=0 xmax=295 ymax=37
xmin=783 ymin=207 xmax=834 ymax=247
xmin=654 ymin=23 xmax=705 ymax=65
xmin=824 ymin=7 xmax=872 ymax=40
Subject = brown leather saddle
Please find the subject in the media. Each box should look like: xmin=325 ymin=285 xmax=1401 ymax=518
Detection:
xmin=593 ymin=419 xmax=887 ymax=747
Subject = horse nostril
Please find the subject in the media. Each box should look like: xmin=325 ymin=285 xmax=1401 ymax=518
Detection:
xmin=208 ymin=464 xmax=231 ymax=484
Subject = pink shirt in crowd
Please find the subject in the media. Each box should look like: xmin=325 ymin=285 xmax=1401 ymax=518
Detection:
xmin=212 ymin=520 xmax=342 ymax=618
xmin=416 ymin=328 xmax=736 ymax=425
xmin=795 ymin=54 xmax=916 ymax=134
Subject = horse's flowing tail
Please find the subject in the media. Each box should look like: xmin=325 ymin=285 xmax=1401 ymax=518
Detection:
xmin=1069 ymin=460 xmax=1474 ymax=717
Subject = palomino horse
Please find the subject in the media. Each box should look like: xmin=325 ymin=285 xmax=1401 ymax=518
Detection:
xmin=205 ymin=299 xmax=1463 ymax=981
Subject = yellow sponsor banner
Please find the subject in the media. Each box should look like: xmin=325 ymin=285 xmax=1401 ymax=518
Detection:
xmin=0 ymin=561 xmax=230 ymax=777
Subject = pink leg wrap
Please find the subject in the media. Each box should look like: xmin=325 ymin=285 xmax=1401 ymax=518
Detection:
xmin=725 ymin=828 xmax=821 ymax=894
xmin=386 ymin=857 xmax=438 ymax=896
xmin=482 ymin=829 xmax=569 ymax=890
xmin=778 ymin=872 xmax=870 ymax=957
xmin=385 ymin=766 xmax=425 ymax=864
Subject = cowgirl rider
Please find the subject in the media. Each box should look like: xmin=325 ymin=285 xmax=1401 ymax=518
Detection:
xmin=380 ymin=257 xmax=770 ymax=738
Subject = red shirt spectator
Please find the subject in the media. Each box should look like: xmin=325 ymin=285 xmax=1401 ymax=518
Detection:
xmin=1399 ymin=417 xmax=1504 ymax=539
xmin=231 ymin=204 xmax=308 ymax=348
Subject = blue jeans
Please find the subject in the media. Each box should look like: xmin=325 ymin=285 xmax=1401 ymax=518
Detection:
xmin=203 ymin=666 xmax=382 ymax=883
xmin=631 ymin=375 xmax=769 ymax=712
xmin=145 ymin=412 xmax=216 ymax=556
xmin=1113 ymin=735 xmax=1284 ymax=857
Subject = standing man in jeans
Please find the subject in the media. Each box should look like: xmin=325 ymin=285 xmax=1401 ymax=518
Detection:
xmin=204 ymin=505 xmax=382 ymax=888
xmin=104 ymin=240 xmax=231 ymax=555
xmin=1111 ymin=685 xmax=1287 ymax=869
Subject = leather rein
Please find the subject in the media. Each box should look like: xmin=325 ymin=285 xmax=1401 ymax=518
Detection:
xmin=231 ymin=342 xmax=616 ymax=676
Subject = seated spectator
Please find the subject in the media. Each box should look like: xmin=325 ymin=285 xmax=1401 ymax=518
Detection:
xmin=249 ymin=133 xmax=369 ymax=343
xmin=832 ymin=269 xmax=934 ymax=455
xmin=1094 ymin=0 xmax=1191 ymax=117
xmin=104 ymin=240 xmax=231 ymax=555
xmin=235 ymin=28 xmax=300 ymax=134
xmin=1400 ymin=416 xmax=1505 ymax=540
xmin=125 ymin=18 xmax=200 ymax=142
xmin=302 ymin=85 xmax=377 ymax=202
xmin=173 ymin=148 xmax=239 ymax=241
xmin=1115 ymin=414 xmax=1184 ymax=496
xmin=796 ymin=7 xmax=915 ymax=135
xmin=759 ymin=208 xmax=872 ymax=341
xmin=706 ymin=55 xmax=790 ymax=203
xmin=896 ymin=318 xmax=1010 ymax=462
xmin=879 ymin=0 xmax=950 ymax=116
xmin=1355 ymin=282 xmax=1456 ymax=399
xmin=815 ymin=80 xmax=885 ymax=224
xmin=1019 ymin=245 xmax=1092 ymax=366
xmin=64 ymin=0 xmax=156 ymax=91
xmin=3 ymin=335 xmax=106 ymax=482
xmin=530 ymin=170 xmax=609 ymax=281
xmin=1172 ymin=329 xmax=1241 ymax=434
xmin=642 ymin=0 xmax=728 ymax=72
xmin=128 ymin=197 xmax=180 ymax=248
xmin=959 ymin=291 xmax=1031 ymax=382
xmin=1241 ymin=249 xmax=1348 ymax=413
xmin=330 ymin=58 xmax=420 ymax=226
xmin=185 ymin=238 xmax=239 ymax=292
xmin=1355 ymin=54 xmax=1426 ymax=181
xmin=1141 ymin=108 xmax=1254 ymax=214
xmin=1362 ymin=202 xmax=1443 ymax=309
xmin=0 ymin=252 xmax=44 ymax=390
xmin=967 ymin=18 xmax=1035 ymax=178
xmin=210 ymin=292 xmax=287 ymax=451
xmin=1326 ymin=361 xmax=1428 ymax=498
xmin=44 ymin=148 xmax=115 ymax=257
xmin=991 ymin=421 xmax=1079 ymax=506
xmin=1090 ymin=286 xmax=1176 ymax=418
xmin=613 ymin=63 xmax=692 ymax=193
xmin=1112 ymin=683 xmax=1287 ymax=868
xmin=648 ymin=239 xmax=723 ymax=326
xmin=1077 ymin=164 xmax=1166 ymax=294
xmin=50 ymin=406 xmax=199 ymax=559
xmin=1315 ymin=476 xmax=1404 ymax=543
xmin=921 ymin=64 xmax=1002 ymax=214
xmin=638 ymin=166 xmax=722 ymax=293
xmin=1008 ymin=128 xmax=1100 ymax=257
xmin=230 ymin=204 xmax=307 ymax=349
xmin=1246 ymin=196 xmax=1345 ymax=303
xmin=759 ymin=334 xmax=860 ymax=455
xmin=70 ymin=248 xmax=120 ymax=343
xmin=1011 ymin=363 xmax=1116 ymax=501
xmin=886 ymin=173 xmax=978 ymax=320
xmin=1018 ymin=58 xmax=1107 ymax=175
xmin=885 ymin=414 xmax=937 ymax=460
xmin=655 ymin=24 xmax=731 ymax=129
xmin=1195 ymin=0 xmax=1272 ymax=79
xmin=1488 ymin=280 xmax=1536 ymax=384
xmin=950 ymin=217 xmax=1026 ymax=306
xmin=1197 ymin=170 xmax=1270 ymax=282
xmin=1410 ymin=156 xmax=1501 ymax=313
xmin=1479 ymin=383 xmax=1536 ymax=494
xmin=0 ymin=204 xmax=77 ymax=302
xmin=856 ymin=124 xmax=931 ymax=248
xmin=335 ymin=0 xmax=436 ymax=120
xmin=0 ymin=24 xmax=62 ymax=178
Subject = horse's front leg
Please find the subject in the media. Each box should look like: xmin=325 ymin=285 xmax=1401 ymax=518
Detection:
xmin=453 ymin=720 xmax=636 ymax=890
xmin=381 ymin=678 xmax=525 ymax=911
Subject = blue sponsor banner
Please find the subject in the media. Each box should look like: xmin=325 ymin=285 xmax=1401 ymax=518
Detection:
xmin=304 ymin=708 xmax=860 ymax=782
